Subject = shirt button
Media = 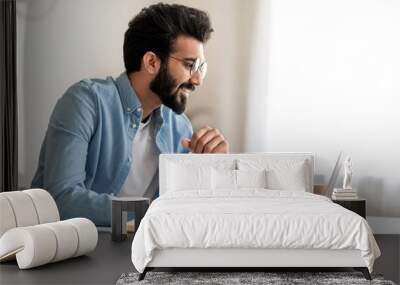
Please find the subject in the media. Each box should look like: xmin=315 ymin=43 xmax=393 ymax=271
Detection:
xmin=127 ymin=107 xmax=132 ymax=113
xmin=131 ymin=123 xmax=137 ymax=128
xmin=137 ymin=107 xmax=142 ymax=112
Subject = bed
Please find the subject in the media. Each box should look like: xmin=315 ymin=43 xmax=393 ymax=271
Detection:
xmin=130 ymin=153 xmax=380 ymax=280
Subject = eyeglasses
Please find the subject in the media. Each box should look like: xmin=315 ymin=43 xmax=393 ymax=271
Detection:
xmin=169 ymin=56 xmax=208 ymax=79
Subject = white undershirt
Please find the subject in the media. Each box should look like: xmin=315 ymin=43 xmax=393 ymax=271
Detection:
xmin=117 ymin=114 xmax=159 ymax=198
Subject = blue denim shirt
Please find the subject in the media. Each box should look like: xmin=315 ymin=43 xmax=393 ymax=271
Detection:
xmin=31 ymin=72 xmax=192 ymax=226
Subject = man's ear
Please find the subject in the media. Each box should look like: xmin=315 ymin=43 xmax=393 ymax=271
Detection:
xmin=142 ymin=52 xmax=161 ymax=75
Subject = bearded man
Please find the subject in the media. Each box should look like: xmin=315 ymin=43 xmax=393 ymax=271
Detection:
xmin=31 ymin=3 xmax=229 ymax=226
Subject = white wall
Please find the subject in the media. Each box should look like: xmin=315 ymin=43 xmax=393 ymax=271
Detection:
xmin=245 ymin=0 xmax=400 ymax=218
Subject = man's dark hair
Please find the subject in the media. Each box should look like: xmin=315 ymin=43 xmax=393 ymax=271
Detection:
xmin=123 ymin=3 xmax=213 ymax=74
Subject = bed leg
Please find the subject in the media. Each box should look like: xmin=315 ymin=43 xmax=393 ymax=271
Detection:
xmin=354 ymin=267 xmax=371 ymax=280
xmin=138 ymin=268 xmax=147 ymax=281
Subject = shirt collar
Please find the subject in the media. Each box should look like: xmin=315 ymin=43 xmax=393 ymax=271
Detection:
xmin=115 ymin=71 xmax=165 ymax=125
xmin=115 ymin=72 xmax=142 ymax=113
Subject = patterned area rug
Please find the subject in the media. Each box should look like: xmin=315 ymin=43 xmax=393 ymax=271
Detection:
xmin=116 ymin=271 xmax=396 ymax=285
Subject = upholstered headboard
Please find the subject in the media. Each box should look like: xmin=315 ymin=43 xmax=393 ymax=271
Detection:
xmin=159 ymin=153 xmax=314 ymax=195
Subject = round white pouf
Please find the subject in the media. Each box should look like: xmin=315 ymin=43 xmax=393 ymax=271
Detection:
xmin=66 ymin=218 xmax=98 ymax=257
xmin=42 ymin=221 xmax=79 ymax=262
xmin=0 ymin=218 xmax=98 ymax=269
xmin=23 ymin=189 xmax=60 ymax=224
xmin=0 ymin=226 xmax=57 ymax=269
xmin=0 ymin=192 xmax=39 ymax=227
xmin=0 ymin=196 xmax=17 ymax=237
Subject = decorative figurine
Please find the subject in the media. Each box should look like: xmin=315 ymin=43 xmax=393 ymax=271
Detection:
xmin=342 ymin=156 xmax=353 ymax=190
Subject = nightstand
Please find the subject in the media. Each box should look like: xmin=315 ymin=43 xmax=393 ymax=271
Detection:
xmin=111 ymin=196 xmax=150 ymax=242
xmin=332 ymin=198 xmax=366 ymax=218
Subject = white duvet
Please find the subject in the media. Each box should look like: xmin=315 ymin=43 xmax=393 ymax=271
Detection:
xmin=131 ymin=189 xmax=380 ymax=273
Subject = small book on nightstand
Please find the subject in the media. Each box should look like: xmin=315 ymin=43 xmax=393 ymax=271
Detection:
xmin=331 ymin=188 xmax=358 ymax=200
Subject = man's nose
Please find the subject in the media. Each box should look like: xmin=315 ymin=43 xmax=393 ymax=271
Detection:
xmin=190 ymin=71 xmax=202 ymax=86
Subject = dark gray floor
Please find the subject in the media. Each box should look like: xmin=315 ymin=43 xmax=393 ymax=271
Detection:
xmin=0 ymin=233 xmax=398 ymax=285
xmin=0 ymin=232 xmax=134 ymax=285
xmin=374 ymin=234 xmax=400 ymax=284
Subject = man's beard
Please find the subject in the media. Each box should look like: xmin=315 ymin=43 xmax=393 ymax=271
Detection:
xmin=150 ymin=63 xmax=195 ymax=114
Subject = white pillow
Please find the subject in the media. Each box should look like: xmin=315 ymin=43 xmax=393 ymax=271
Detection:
xmin=236 ymin=169 xmax=268 ymax=188
xmin=237 ymin=159 xmax=310 ymax=191
xmin=211 ymin=169 xmax=268 ymax=190
xmin=212 ymin=168 xmax=236 ymax=190
xmin=167 ymin=162 xmax=212 ymax=191
xmin=266 ymin=167 xmax=307 ymax=191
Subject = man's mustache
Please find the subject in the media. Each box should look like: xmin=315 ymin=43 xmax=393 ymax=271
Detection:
xmin=179 ymin=82 xmax=195 ymax=92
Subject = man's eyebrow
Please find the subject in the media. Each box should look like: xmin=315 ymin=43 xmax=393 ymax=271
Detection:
xmin=183 ymin=57 xmax=197 ymax=62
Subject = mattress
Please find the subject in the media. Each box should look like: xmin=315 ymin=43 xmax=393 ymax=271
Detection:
xmin=131 ymin=189 xmax=380 ymax=273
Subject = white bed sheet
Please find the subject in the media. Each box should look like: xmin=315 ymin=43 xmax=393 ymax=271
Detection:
xmin=131 ymin=189 xmax=380 ymax=273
